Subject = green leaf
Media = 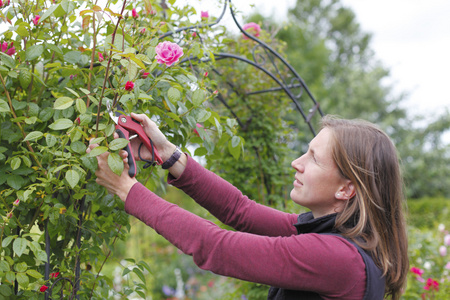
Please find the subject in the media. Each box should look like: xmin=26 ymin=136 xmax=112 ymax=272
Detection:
xmin=46 ymin=134 xmax=57 ymax=147
xmin=40 ymin=4 xmax=59 ymax=23
xmin=25 ymin=44 xmax=44 ymax=61
xmin=65 ymin=170 xmax=80 ymax=188
xmin=54 ymin=96 xmax=74 ymax=110
xmin=90 ymin=137 xmax=105 ymax=144
xmin=0 ymin=52 xmax=15 ymax=69
xmin=167 ymin=87 xmax=181 ymax=103
xmin=166 ymin=112 xmax=181 ymax=123
xmin=21 ymin=156 xmax=32 ymax=168
xmin=196 ymin=109 xmax=211 ymax=123
xmin=64 ymin=51 xmax=81 ymax=64
xmin=228 ymin=139 xmax=242 ymax=160
xmin=2 ymin=235 xmax=14 ymax=247
xmin=0 ymin=285 xmax=12 ymax=296
xmin=122 ymin=268 xmax=131 ymax=276
xmin=10 ymin=157 xmax=21 ymax=170
xmin=26 ymin=269 xmax=43 ymax=279
xmin=34 ymin=250 xmax=48 ymax=262
xmin=16 ymin=272 xmax=29 ymax=287
xmin=214 ymin=117 xmax=222 ymax=138
xmin=65 ymin=87 xmax=80 ymax=97
xmin=109 ymin=138 xmax=129 ymax=151
xmin=13 ymin=237 xmax=27 ymax=257
xmin=231 ymin=136 xmax=241 ymax=148
xmin=0 ymin=98 xmax=10 ymax=112
xmin=6 ymin=271 xmax=15 ymax=282
xmin=0 ymin=261 xmax=9 ymax=272
xmin=39 ymin=107 xmax=54 ymax=121
xmin=192 ymin=89 xmax=205 ymax=107
xmin=71 ymin=141 xmax=87 ymax=154
xmin=23 ymin=131 xmax=43 ymax=142
xmin=88 ymin=146 xmax=108 ymax=157
xmin=75 ymin=98 xmax=87 ymax=114
xmin=80 ymin=88 xmax=90 ymax=95
xmin=107 ymin=152 xmax=124 ymax=176
xmin=14 ymin=262 xmax=27 ymax=273
xmin=15 ymin=25 xmax=29 ymax=37
xmin=49 ymin=118 xmax=73 ymax=130
xmin=7 ymin=175 xmax=26 ymax=190
xmin=133 ymin=268 xmax=146 ymax=284
xmin=19 ymin=69 xmax=32 ymax=89
xmin=194 ymin=147 xmax=207 ymax=156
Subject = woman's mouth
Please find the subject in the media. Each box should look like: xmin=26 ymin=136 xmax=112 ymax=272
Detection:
xmin=293 ymin=178 xmax=303 ymax=187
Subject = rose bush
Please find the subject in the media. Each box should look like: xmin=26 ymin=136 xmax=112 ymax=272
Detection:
xmin=0 ymin=0 xmax=244 ymax=298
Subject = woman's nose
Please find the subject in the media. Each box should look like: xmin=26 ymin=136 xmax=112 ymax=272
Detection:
xmin=291 ymin=155 xmax=305 ymax=172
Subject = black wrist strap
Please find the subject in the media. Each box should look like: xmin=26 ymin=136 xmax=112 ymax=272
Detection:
xmin=161 ymin=147 xmax=182 ymax=169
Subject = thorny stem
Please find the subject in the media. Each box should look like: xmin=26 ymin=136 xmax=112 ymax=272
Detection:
xmin=96 ymin=0 xmax=128 ymax=136
xmin=88 ymin=10 xmax=97 ymax=97
xmin=89 ymin=225 xmax=123 ymax=299
xmin=0 ymin=73 xmax=43 ymax=169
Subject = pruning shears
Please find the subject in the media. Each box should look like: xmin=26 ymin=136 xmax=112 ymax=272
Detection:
xmin=106 ymin=100 xmax=163 ymax=177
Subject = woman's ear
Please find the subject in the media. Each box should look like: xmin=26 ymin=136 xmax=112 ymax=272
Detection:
xmin=335 ymin=181 xmax=356 ymax=200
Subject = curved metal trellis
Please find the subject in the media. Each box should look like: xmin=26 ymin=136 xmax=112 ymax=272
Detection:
xmin=174 ymin=0 xmax=324 ymax=135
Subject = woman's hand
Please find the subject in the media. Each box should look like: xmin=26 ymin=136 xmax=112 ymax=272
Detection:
xmin=129 ymin=113 xmax=177 ymax=163
xmin=129 ymin=113 xmax=187 ymax=178
xmin=86 ymin=143 xmax=137 ymax=202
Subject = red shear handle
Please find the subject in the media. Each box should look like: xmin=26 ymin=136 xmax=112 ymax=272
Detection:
xmin=114 ymin=126 xmax=137 ymax=178
xmin=117 ymin=115 xmax=164 ymax=165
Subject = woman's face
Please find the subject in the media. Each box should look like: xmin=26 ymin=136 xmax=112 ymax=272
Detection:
xmin=290 ymin=128 xmax=349 ymax=217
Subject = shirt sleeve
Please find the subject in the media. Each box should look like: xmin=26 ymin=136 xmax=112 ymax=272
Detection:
xmin=125 ymin=183 xmax=366 ymax=299
xmin=167 ymin=155 xmax=298 ymax=237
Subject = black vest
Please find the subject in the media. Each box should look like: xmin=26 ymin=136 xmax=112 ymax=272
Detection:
xmin=267 ymin=212 xmax=385 ymax=300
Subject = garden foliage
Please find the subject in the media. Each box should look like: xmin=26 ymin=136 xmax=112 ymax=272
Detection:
xmin=0 ymin=0 xmax=251 ymax=298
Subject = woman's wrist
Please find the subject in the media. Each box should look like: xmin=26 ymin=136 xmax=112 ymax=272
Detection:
xmin=116 ymin=178 xmax=138 ymax=203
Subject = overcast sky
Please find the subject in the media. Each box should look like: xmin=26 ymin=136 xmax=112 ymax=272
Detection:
xmin=197 ymin=0 xmax=450 ymax=118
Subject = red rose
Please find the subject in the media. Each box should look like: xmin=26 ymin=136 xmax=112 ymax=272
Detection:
xmin=125 ymin=81 xmax=135 ymax=91
xmin=40 ymin=285 xmax=49 ymax=292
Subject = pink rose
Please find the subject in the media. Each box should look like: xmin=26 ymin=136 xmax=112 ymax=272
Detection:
xmin=142 ymin=72 xmax=150 ymax=79
xmin=1 ymin=41 xmax=15 ymax=56
xmin=98 ymin=52 xmax=104 ymax=62
xmin=191 ymin=32 xmax=197 ymax=38
xmin=0 ymin=1 xmax=3 ymax=7
xmin=242 ymin=22 xmax=261 ymax=39
xmin=13 ymin=199 xmax=20 ymax=206
xmin=204 ymin=72 xmax=208 ymax=77
xmin=439 ymin=245 xmax=447 ymax=256
xmin=33 ymin=15 xmax=40 ymax=26
xmin=132 ymin=8 xmax=139 ymax=18
xmin=411 ymin=267 xmax=424 ymax=276
xmin=140 ymin=28 xmax=146 ymax=34
xmin=200 ymin=11 xmax=209 ymax=19
xmin=444 ymin=234 xmax=450 ymax=246
xmin=445 ymin=262 xmax=450 ymax=270
xmin=193 ymin=123 xmax=203 ymax=136
xmin=50 ymin=272 xmax=60 ymax=278
xmin=125 ymin=81 xmax=134 ymax=91
xmin=423 ymin=278 xmax=439 ymax=291
xmin=155 ymin=41 xmax=183 ymax=67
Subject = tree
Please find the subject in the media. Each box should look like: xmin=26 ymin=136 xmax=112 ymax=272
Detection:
xmin=278 ymin=0 xmax=450 ymax=199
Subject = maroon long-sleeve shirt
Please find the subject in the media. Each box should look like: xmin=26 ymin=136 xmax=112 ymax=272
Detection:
xmin=125 ymin=155 xmax=366 ymax=299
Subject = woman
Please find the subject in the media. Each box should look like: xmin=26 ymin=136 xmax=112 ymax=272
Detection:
xmin=88 ymin=114 xmax=409 ymax=300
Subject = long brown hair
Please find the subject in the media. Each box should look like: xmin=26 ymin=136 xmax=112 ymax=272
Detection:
xmin=321 ymin=115 xmax=408 ymax=300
